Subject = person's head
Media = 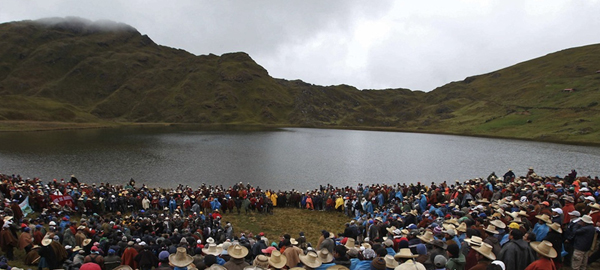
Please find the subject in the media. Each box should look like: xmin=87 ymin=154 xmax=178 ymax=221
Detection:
xmin=446 ymin=243 xmax=459 ymax=259
xmin=434 ymin=255 xmax=447 ymax=269
xmin=204 ymin=255 xmax=217 ymax=267
xmin=333 ymin=245 xmax=347 ymax=259
xmin=510 ymin=229 xmax=523 ymax=241
xmin=523 ymin=232 xmax=536 ymax=242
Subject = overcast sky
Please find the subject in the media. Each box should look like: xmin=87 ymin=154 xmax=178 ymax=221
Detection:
xmin=2 ymin=1 xmax=600 ymax=91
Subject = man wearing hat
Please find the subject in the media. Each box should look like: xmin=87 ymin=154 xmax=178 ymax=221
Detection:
xmin=564 ymin=210 xmax=581 ymax=267
xmin=543 ymin=223 xmax=563 ymax=269
xmin=394 ymin=248 xmax=425 ymax=270
xmin=469 ymin=242 xmax=495 ymax=270
xmin=283 ymin=239 xmax=303 ymax=268
xmin=170 ymin=247 xmax=195 ymax=270
xmin=525 ymin=240 xmax=557 ymax=270
xmin=223 ymin=244 xmax=249 ymax=270
xmin=532 ymin=214 xmax=551 ymax=242
xmin=571 ymin=215 xmax=595 ymax=270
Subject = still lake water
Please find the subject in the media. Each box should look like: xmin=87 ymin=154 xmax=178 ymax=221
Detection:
xmin=0 ymin=126 xmax=599 ymax=190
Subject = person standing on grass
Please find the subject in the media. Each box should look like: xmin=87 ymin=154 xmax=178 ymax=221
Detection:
xmin=0 ymin=222 xmax=18 ymax=260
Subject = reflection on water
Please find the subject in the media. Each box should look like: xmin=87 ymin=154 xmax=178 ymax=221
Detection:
xmin=0 ymin=127 xmax=599 ymax=190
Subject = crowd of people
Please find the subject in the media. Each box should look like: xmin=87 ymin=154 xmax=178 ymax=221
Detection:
xmin=0 ymin=167 xmax=599 ymax=270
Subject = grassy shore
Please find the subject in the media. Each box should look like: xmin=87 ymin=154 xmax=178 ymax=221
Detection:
xmin=2 ymin=120 xmax=600 ymax=147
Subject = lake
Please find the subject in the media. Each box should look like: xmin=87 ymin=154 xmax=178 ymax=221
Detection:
xmin=0 ymin=126 xmax=599 ymax=190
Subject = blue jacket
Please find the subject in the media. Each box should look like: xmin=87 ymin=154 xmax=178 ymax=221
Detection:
xmin=532 ymin=223 xmax=549 ymax=242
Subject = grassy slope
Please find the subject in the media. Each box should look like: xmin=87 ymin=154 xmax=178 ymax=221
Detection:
xmin=409 ymin=44 xmax=600 ymax=144
xmin=0 ymin=19 xmax=599 ymax=144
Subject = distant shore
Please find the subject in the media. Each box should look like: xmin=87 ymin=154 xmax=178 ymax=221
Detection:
xmin=1 ymin=120 xmax=600 ymax=147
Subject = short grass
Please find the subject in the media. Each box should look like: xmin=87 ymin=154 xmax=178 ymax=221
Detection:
xmin=221 ymin=207 xmax=349 ymax=246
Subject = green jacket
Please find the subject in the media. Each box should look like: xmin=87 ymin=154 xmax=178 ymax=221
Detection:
xmin=446 ymin=253 xmax=466 ymax=270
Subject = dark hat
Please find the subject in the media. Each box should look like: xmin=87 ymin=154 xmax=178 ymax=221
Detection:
xmin=447 ymin=243 xmax=460 ymax=258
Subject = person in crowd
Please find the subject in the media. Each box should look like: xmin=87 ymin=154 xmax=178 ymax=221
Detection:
xmin=571 ymin=215 xmax=595 ymax=270
xmin=445 ymin=243 xmax=465 ymax=270
xmin=525 ymin=240 xmax=558 ymax=270
xmin=498 ymin=229 xmax=535 ymax=270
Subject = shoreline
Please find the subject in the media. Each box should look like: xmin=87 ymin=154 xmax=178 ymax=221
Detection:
xmin=1 ymin=120 xmax=600 ymax=147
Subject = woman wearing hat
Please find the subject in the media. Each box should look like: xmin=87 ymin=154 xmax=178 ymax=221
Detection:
xmin=524 ymin=240 xmax=557 ymax=270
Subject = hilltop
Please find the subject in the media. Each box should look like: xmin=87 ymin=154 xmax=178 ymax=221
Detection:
xmin=1 ymin=18 xmax=599 ymax=144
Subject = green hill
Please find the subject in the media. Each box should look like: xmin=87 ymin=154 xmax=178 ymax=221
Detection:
xmin=0 ymin=18 xmax=599 ymax=144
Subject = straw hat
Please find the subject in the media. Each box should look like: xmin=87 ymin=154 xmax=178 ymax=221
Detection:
xmin=384 ymin=254 xmax=398 ymax=268
xmin=530 ymin=240 xmax=558 ymax=258
xmin=202 ymin=243 xmax=223 ymax=256
xmin=300 ymin=251 xmax=322 ymax=268
xmin=206 ymin=237 xmax=215 ymax=244
xmin=344 ymin=238 xmax=356 ymax=249
xmin=326 ymin=266 xmax=349 ymax=270
xmin=290 ymin=238 xmax=299 ymax=245
xmin=386 ymin=226 xmax=397 ymax=234
xmin=464 ymin=236 xmax=483 ymax=247
xmin=442 ymin=223 xmax=456 ymax=231
xmin=471 ymin=242 xmax=496 ymax=260
xmin=317 ymin=249 xmax=334 ymax=263
xmin=590 ymin=203 xmax=600 ymax=210
xmin=580 ymin=215 xmax=593 ymax=224
xmin=548 ymin=223 xmax=562 ymax=233
xmin=444 ymin=219 xmax=459 ymax=226
xmin=41 ymin=238 xmax=52 ymax=246
xmin=518 ymin=210 xmax=528 ymax=217
xmin=253 ymin=255 xmax=270 ymax=268
xmin=228 ymin=244 xmax=249 ymax=259
xmin=83 ymin=239 xmax=92 ymax=247
xmin=483 ymin=225 xmax=498 ymax=235
xmin=456 ymin=223 xmax=467 ymax=233
xmin=416 ymin=231 xmax=434 ymax=243
xmin=113 ymin=266 xmax=133 ymax=270
xmin=490 ymin=219 xmax=506 ymax=229
xmin=169 ymin=247 xmax=194 ymax=267
xmin=394 ymin=248 xmax=418 ymax=259
xmin=395 ymin=261 xmax=426 ymax=270
xmin=268 ymin=250 xmax=287 ymax=269
xmin=207 ymin=265 xmax=227 ymax=270
xmin=477 ymin=198 xmax=490 ymax=204
xmin=535 ymin=214 xmax=552 ymax=224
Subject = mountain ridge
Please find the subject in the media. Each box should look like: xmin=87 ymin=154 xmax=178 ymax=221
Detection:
xmin=1 ymin=18 xmax=599 ymax=144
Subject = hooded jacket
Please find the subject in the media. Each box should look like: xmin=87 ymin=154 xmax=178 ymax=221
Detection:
xmin=498 ymin=239 xmax=535 ymax=270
